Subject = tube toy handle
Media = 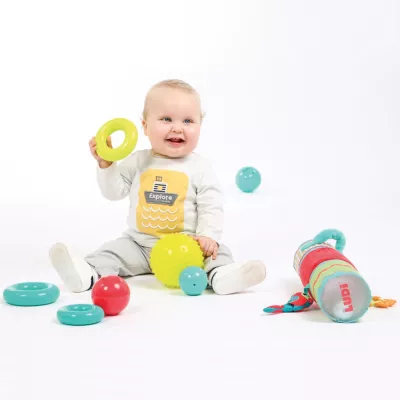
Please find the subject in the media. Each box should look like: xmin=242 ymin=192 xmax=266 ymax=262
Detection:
xmin=301 ymin=229 xmax=346 ymax=253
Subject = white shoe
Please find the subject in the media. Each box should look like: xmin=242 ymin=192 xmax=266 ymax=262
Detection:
xmin=49 ymin=242 xmax=97 ymax=292
xmin=210 ymin=260 xmax=266 ymax=295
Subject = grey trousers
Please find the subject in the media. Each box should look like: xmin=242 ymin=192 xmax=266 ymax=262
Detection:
xmin=84 ymin=235 xmax=234 ymax=280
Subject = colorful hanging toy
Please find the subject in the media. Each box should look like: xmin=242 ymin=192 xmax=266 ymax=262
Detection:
xmin=263 ymin=229 xmax=396 ymax=323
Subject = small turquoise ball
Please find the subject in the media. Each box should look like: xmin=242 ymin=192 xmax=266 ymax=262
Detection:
xmin=235 ymin=167 xmax=261 ymax=193
xmin=179 ymin=266 xmax=208 ymax=296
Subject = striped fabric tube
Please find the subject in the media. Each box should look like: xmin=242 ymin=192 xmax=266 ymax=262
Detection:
xmin=293 ymin=238 xmax=372 ymax=323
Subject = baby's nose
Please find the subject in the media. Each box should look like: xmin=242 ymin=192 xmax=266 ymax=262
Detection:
xmin=172 ymin=123 xmax=183 ymax=133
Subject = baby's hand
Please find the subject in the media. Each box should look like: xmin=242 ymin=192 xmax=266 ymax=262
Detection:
xmin=89 ymin=136 xmax=113 ymax=169
xmin=193 ymin=236 xmax=219 ymax=260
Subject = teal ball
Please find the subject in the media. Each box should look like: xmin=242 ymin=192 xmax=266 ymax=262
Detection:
xmin=236 ymin=167 xmax=261 ymax=193
xmin=179 ymin=267 xmax=208 ymax=296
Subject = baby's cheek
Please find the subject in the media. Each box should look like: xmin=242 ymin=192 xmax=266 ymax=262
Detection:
xmin=187 ymin=127 xmax=200 ymax=138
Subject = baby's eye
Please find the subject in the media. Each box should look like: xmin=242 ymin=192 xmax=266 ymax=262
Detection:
xmin=183 ymin=119 xmax=193 ymax=124
xmin=161 ymin=117 xmax=172 ymax=122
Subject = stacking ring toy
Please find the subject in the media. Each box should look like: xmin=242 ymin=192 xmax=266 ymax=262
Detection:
xmin=57 ymin=304 xmax=104 ymax=326
xmin=95 ymin=118 xmax=138 ymax=162
xmin=3 ymin=282 xmax=60 ymax=306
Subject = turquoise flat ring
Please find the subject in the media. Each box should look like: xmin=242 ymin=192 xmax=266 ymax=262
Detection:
xmin=3 ymin=282 xmax=60 ymax=306
xmin=57 ymin=304 xmax=105 ymax=326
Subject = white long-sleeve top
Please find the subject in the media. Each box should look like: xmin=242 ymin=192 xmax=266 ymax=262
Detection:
xmin=96 ymin=149 xmax=224 ymax=248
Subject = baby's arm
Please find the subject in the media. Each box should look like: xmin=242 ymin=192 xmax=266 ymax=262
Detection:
xmin=195 ymin=162 xmax=224 ymax=244
xmin=96 ymin=154 xmax=137 ymax=201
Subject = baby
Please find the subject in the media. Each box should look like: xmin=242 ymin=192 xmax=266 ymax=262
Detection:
xmin=49 ymin=79 xmax=266 ymax=295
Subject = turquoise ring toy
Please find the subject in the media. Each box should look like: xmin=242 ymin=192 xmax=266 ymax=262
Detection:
xmin=3 ymin=282 xmax=60 ymax=306
xmin=57 ymin=304 xmax=105 ymax=326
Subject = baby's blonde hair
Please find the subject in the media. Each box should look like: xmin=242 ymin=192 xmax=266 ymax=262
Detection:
xmin=142 ymin=79 xmax=204 ymax=121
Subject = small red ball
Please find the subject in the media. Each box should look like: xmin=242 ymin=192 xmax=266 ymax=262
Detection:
xmin=91 ymin=276 xmax=130 ymax=316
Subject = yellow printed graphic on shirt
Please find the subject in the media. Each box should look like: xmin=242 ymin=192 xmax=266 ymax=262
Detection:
xmin=136 ymin=169 xmax=188 ymax=236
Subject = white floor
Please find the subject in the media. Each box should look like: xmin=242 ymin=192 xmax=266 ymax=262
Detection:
xmin=1 ymin=188 xmax=399 ymax=400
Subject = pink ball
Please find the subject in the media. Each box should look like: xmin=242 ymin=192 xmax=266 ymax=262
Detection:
xmin=91 ymin=276 xmax=130 ymax=316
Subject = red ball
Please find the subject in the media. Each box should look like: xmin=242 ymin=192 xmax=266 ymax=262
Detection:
xmin=91 ymin=276 xmax=130 ymax=316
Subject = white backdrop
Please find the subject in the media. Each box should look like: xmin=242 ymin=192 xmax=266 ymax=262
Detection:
xmin=1 ymin=0 xmax=399 ymax=282
xmin=1 ymin=1 xmax=399 ymax=399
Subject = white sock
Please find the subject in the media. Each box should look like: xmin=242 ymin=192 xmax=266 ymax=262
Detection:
xmin=49 ymin=242 xmax=98 ymax=292
xmin=210 ymin=260 xmax=266 ymax=295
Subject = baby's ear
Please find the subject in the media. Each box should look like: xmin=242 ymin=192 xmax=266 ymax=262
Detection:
xmin=142 ymin=119 xmax=148 ymax=136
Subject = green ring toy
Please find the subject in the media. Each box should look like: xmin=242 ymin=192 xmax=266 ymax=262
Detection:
xmin=95 ymin=118 xmax=138 ymax=162
xmin=3 ymin=282 xmax=60 ymax=306
xmin=57 ymin=304 xmax=105 ymax=326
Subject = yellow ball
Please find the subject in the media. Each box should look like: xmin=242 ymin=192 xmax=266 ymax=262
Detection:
xmin=150 ymin=234 xmax=205 ymax=288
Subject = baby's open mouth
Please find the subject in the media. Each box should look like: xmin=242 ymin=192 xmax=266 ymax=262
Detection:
xmin=166 ymin=137 xmax=185 ymax=143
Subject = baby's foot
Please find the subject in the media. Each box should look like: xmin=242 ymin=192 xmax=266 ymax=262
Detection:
xmin=49 ymin=243 xmax=98 ymax=292
xmin=210 ymin=260 xmax=266 ymax=295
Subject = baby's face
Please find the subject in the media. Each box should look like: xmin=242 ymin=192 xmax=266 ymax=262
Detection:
xmin=143 ymin=87 xmax=202 ymax=158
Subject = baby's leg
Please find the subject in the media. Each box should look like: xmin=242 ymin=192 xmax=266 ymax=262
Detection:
xmin=205 ymin=244 xmax=266 ymax=295
xmin=49 ymin=236 xmax=151 ymax=293
xmin=84 ymin=237 xmax=151 ymax=278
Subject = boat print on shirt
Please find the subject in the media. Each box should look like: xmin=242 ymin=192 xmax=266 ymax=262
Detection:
xmin=136 ymin=169 xmax=188 ymax=236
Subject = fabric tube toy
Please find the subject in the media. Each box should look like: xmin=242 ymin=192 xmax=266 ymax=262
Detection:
xmin=264 ymin=229 xmax=373 ymax=323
